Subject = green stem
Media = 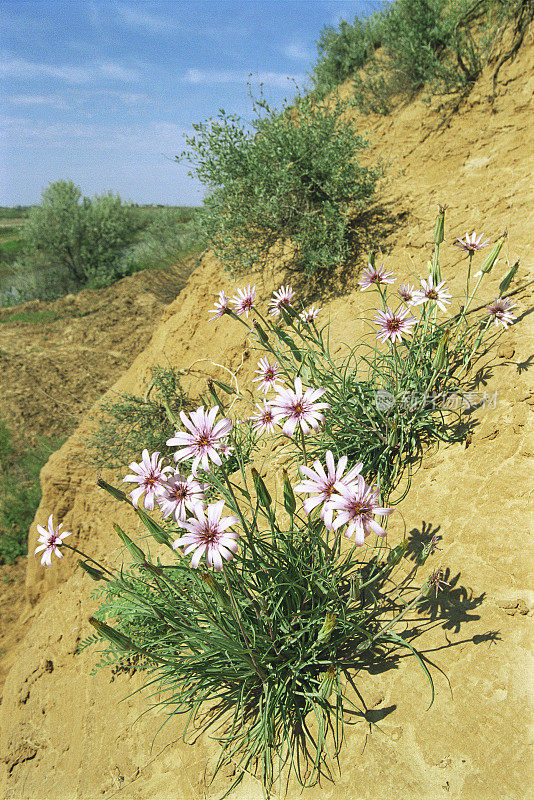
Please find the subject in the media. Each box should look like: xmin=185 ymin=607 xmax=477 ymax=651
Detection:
xmin=222 ymin=564 xmax=266 ymax=684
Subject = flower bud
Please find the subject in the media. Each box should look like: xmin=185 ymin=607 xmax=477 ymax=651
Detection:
xmin=97 ymin=478 xmax=128 ymax=503
xmin=253 ymin=320 xmax=269 ymax=344
xmin=251 ymin=467 xmax=272 ymax=511
xmin=135 ymin=508 xmax=172 ymax=546
xmin=202 ymin=572 xmax=232 ymax=609
xmin=498 ymin=260 xmax=519 ymax=296
xmin=114 ymin=524 xmax=146 ymax=564
xmin=481 ymin=233 xmax=507 ymax=275
xmin=433 ymin=206 xmax=445 ymax=247
xmin=89 ymin=617 xmax=135 ymax=651
xmin=432 ymin=327 xmax=451 ymax=372
xmin=282 ymin=469 xmax=296 ymax=516
xmin=77 ymin=559 xmax=107 ymax=581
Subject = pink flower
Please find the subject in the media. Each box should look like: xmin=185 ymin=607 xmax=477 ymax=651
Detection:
xmin=359 ymin=264 xmax=396 ymax=291
xmin=209 ymin=291 xmax=229 ymax=320
xmin=123 ymin=449 xmax=172 ymax=509
xmin=486 ymin=297 xmax=517 ymax=329
xmin=271 ymin=377 xmax=330 ymax=437
xmin=299 ymin=305 xmax=322 ymax=322
xmin=167 ymin=406 xmax=233 ymax=475
xmin=158 ymin=472 xmax=207 ymax=522
xmin=173 ymin=500 xmax=240 ymax=571
xmin=294 ymin=451 xmax=363 ymax=530
xmin=249 ymin=400 xmax=276 ymax=434
xmin=373 ymin=306 xmax=417 ymax=344
xmin=330 ymin=478 xmax=393 ymax=546
xmin=253 ymin=357 xmax=281 ymax=393
xmin=454 ymin=232 xmax=490 ymax=253
xmin=35 ymin=514 xmax=72 ymax=567
xmin=413 ymin=276 xmax=452 ymax=312
xmin=230 ymin=284 xmax=256 ymax=317
xmin=268 ymin=285 xmax=295 ymax=316
xmin=397 ymin=284 xmax=417 ymax=305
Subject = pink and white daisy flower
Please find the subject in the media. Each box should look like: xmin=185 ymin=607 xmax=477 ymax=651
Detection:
xmin=359 ymin=263 xmax=396 ymax=291
xmin=249 ymin=400 xmax=276 ymax=434
xmin=167 ymin=406 xmax=233 ymax=475
xmin=173 ymin=500 xmax=240 ymax=571
xmin=486 ymin=297 xmax=517 ymax=329
xmin=299 ymin=305 xmax=322 ymax=322
xmin=270 ymin=377 xmax=330 ymax=437
xmin=35 ymin=514 xmax=72 ymax=567
xmin=330 ymin=478 xmax=393 ymax=546
xmin=413 ymin=276 xmax=452 ymax=312
xmin=268 ymin=285 xmax=295 ymax=316
xmin=294 ymin=451 xmax=363 ymax=530
xmin=123 ymin=449 xmax=172 ymax=510
xmin=397 ymin=284 xmax=417 ymax=305
xmin=230 ymin=284 xmax=256 ymax=317
xmin=209 ymin=290 xmax=230 ymax=320
xmin=373 ymin=306 xmax=417 ymax=344
xmin=253 ymin=357 xmax=281 ymax=393
xmin=454 ymin=232 xmax=490 ymax=253
xmin=158 ymin=472 xmax=207 ymax=522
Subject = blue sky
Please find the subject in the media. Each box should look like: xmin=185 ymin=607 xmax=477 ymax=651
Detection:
xmin=1 ymin=0 xmax=384 ymax=206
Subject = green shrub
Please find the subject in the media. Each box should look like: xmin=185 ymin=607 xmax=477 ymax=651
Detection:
xmin=88 ymin=366 xmax=199 ymax=469
xmin=312 ymin=15 xmax=383 ymax=98
xmin=25 ymin=180 xmax=140 ymax=287
xmin=179 ymin=93 xmax=380 ymax=275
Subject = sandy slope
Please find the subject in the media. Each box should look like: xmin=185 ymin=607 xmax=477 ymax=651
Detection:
xmin=0 ymin=35 xmax=533 ymax=800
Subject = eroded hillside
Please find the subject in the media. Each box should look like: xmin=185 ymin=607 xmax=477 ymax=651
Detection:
xmin=0 ymin=33 xmax=532 ymax=800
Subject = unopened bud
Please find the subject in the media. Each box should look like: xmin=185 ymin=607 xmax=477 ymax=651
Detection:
xmin=498 ymin=260 xmax=519 ymax=296
xmin=282 ymin=469 xmax=296 ymax=516
xmin=481 ymin=233 xmax=507 ymax=275
xmin=251 ymin=467 xmax=272 ymax=511
xmin=202 ymin=572 xmax=232 ymax=609
xmin=89 ymin=617 xmax=135 ymax=651
xmin=78 ymin=559 xmax=107 ymax=581
xmin=114 ymin=524 xmax=146 ymax=564
xmin=253 ymin=320 xmax=269 ymax=344
xmin=434 ymin=206 xmax=445 ymax=246
xmin=432 ymin=327 xmax=451 ymax=372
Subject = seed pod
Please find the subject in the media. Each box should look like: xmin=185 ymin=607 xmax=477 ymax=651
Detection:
xmin=282 ymin=469 xmax=296 ymax=516
xmin=114 ymin=524 xmax=146 ymax=564
xmin=498 ymin=260 xmax=519 ymax=296
xmin=251 ymin=467 xmax=272 ymax=511
xmin=77 ymin=559 xmax=107 ymax=581
xmin=481 ymin=233 xmax=507 ymax=274
xmin=142 ymin=561 xmax=165 ymax=577
xmin=89 ymin=617 xmax=136 ymax=651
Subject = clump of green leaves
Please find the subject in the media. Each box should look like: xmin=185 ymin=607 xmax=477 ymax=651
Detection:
xmin=179 ymin=91 xmax=380 ymax=276
xmin=25 ymin=180 xmax=141 ymax=288
xmin=88 ymin=366 xmax=199 ymax=469
xmin=311 ymin=0 xmax=532 ymax=113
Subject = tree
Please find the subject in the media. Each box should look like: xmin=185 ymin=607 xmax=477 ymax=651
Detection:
xmin=26 ymin=180 xmax=138 ymax=285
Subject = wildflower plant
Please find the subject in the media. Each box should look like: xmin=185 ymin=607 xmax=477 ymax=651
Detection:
xmin=40 ymin=212 xmax=517 ymax=796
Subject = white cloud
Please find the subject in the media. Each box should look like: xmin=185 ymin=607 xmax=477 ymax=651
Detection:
xmin=0 ymin=56 xmax=141 ymax=84
xmin=115 ymin=4 xmax=173 ymax=34
xmin=184 ymin=69 xmax=307 ymax=90
xmin=5 ymin=94 xmax=69 ymax=110
xmin=283 ymin=40 xmax=315 ymax=62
